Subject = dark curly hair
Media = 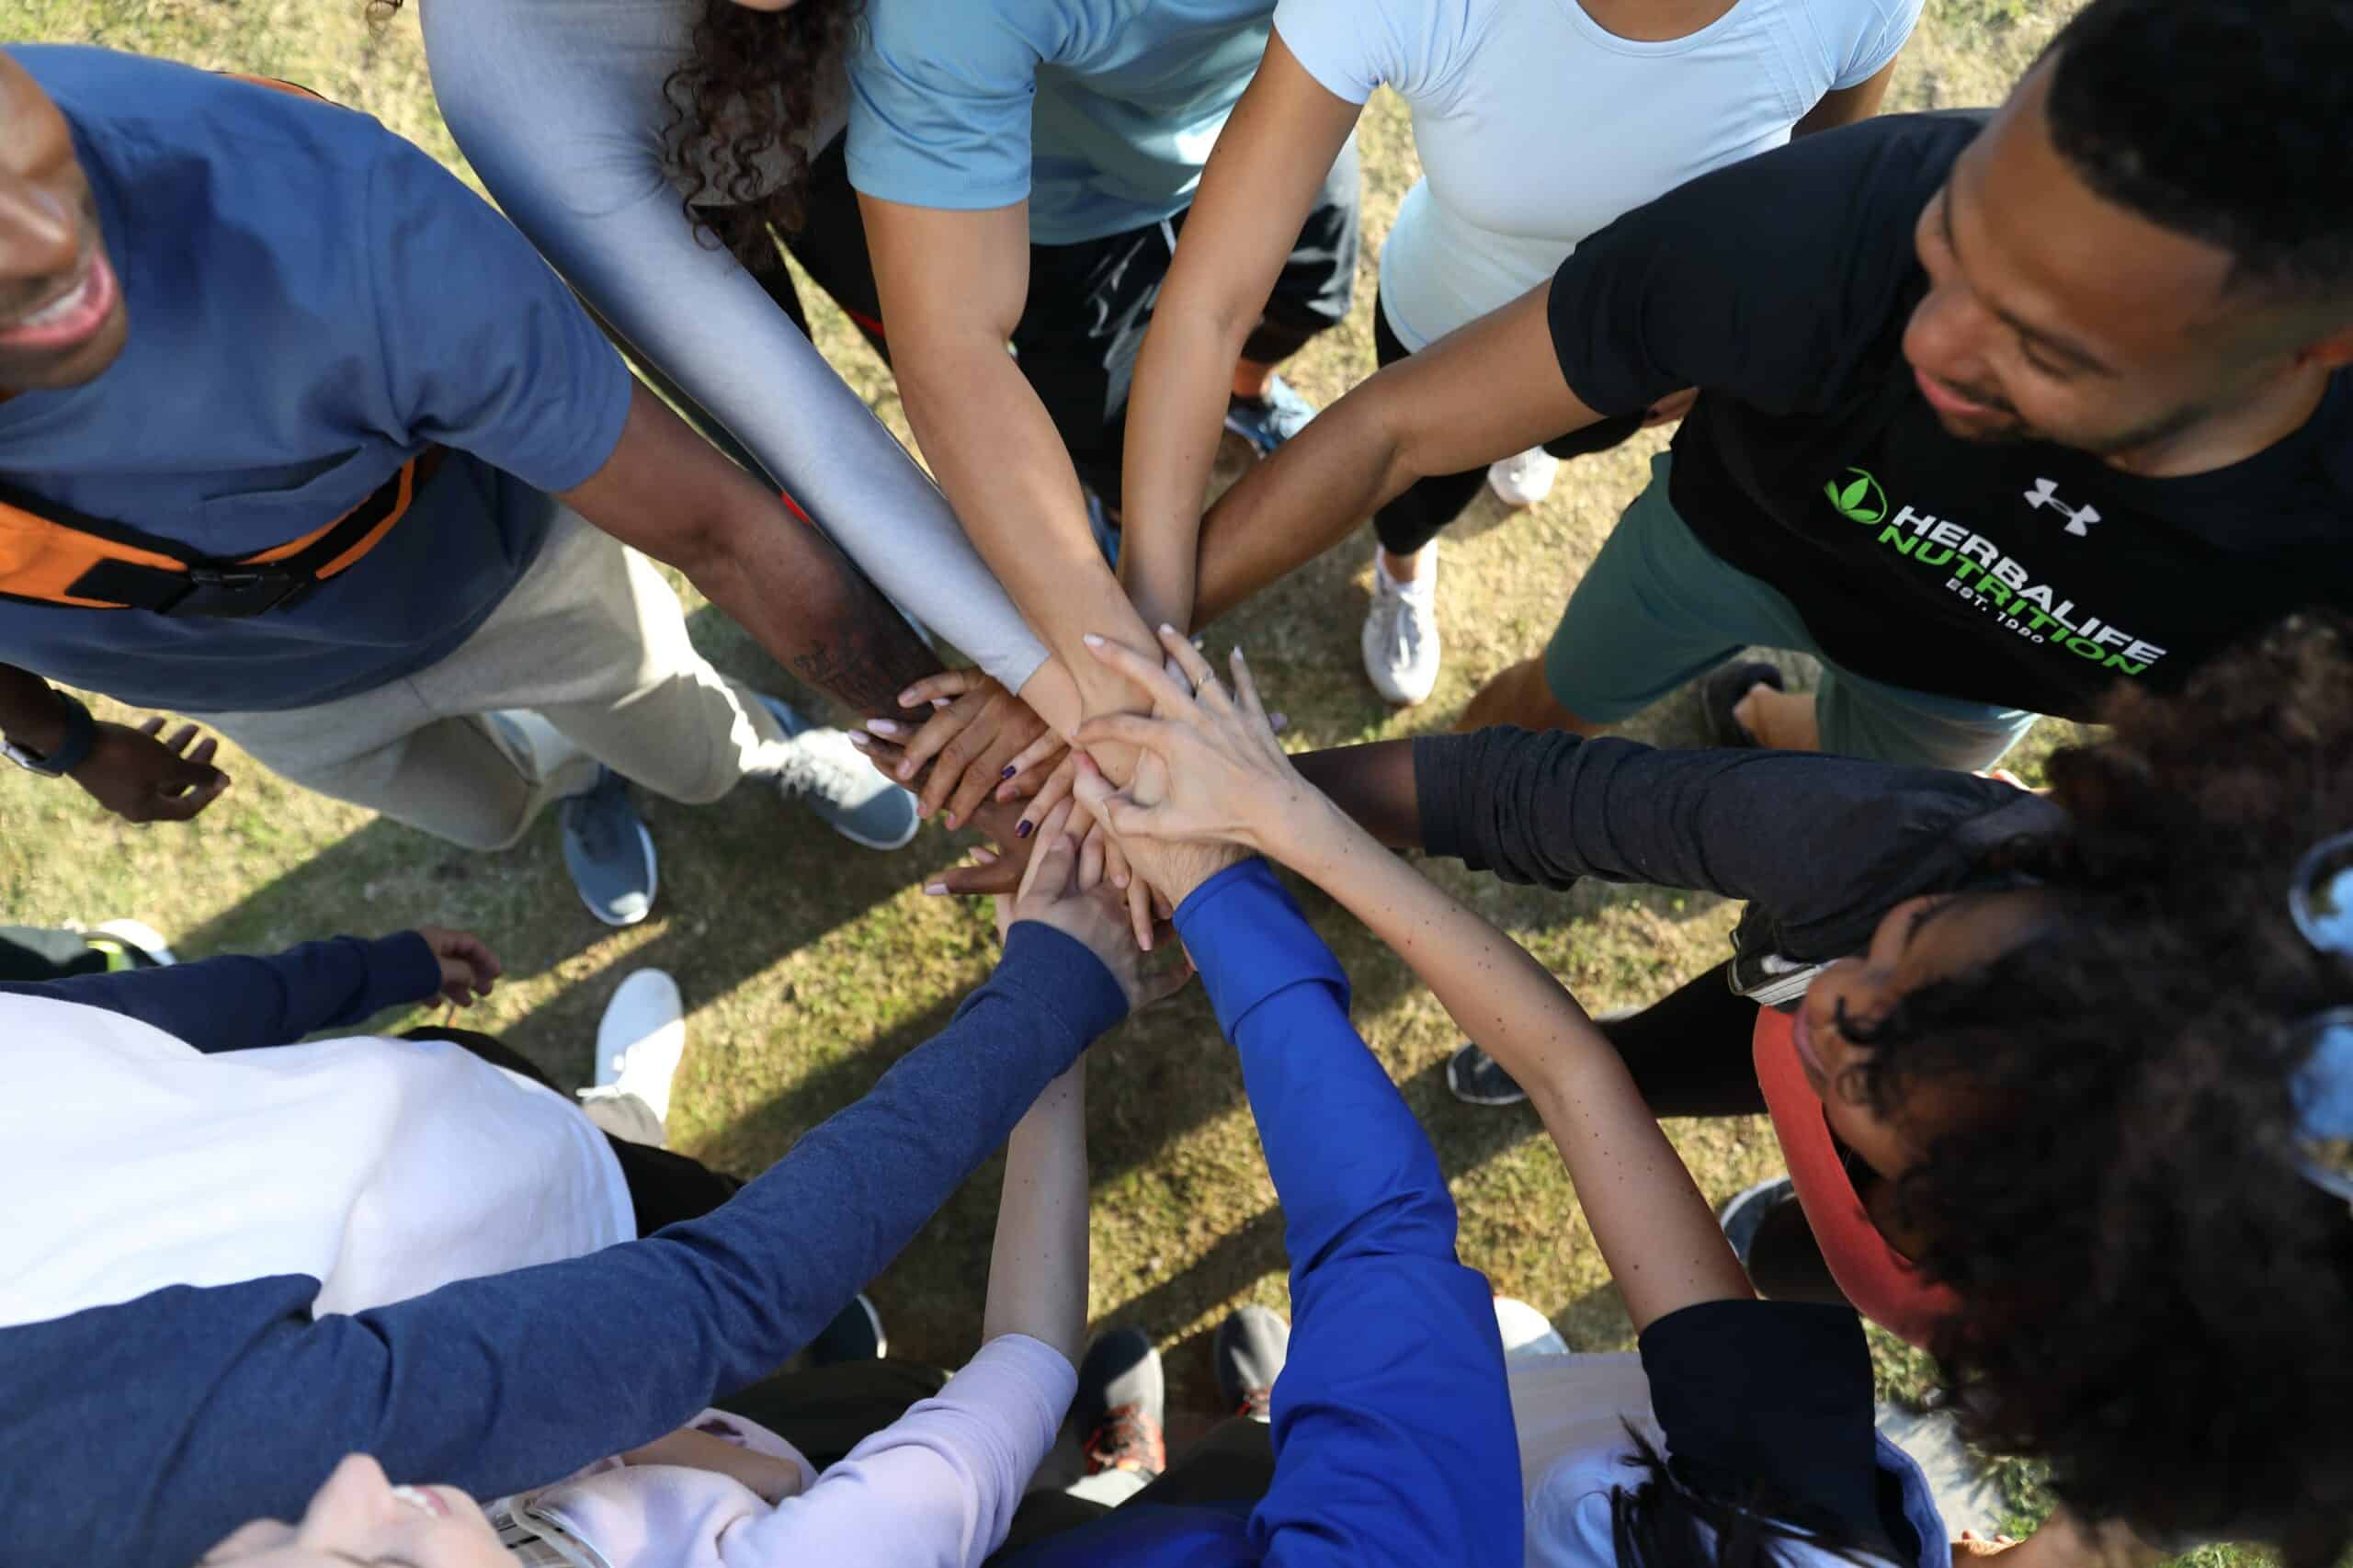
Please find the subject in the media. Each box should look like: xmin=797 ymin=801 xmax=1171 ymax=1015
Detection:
xmin=1849 ymin=613 xmax=2353 ymax=1563
xmin=660 ymin=0 xmax=867 ymax=265
xmin=2045 ymin=0 xmax=2353 ymax=304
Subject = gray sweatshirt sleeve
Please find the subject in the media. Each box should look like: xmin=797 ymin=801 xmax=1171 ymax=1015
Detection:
xmin=1413 ymin=729 xmax=2068 ymax=960
xmin=417 ymin=0 xmax=1051 ymax=694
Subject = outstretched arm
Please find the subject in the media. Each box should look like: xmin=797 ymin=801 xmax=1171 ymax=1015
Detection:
xmin=1188 ymin=285 xmax=1602 ymax=626
xmin=1075 ymin=631 xmax=1751 ymax=1331
xmin=1120 ymin=33 xmax=1363 ymax=635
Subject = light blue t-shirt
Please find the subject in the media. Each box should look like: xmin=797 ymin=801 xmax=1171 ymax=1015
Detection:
xmin=0 ymin=47 xmax=631 ymax=713
xmin=845 ymin=0 xmax=1276 ymax=245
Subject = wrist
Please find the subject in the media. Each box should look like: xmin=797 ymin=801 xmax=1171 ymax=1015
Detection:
xmin=3 ymin=690 xmax=95 ymax=777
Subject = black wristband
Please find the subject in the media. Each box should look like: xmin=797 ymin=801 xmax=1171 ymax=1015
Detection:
xmin=7 ymin=691 xmax=97 ymax=777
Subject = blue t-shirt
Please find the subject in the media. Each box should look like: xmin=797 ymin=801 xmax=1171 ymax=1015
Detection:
xmin=0 ymin=48 xmax=632 ymax=714
xmin=846 ymin=0 xmax=1276 ymax=245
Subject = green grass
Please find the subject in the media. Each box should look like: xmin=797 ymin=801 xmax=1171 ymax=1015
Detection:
xmin=6 ymin=4 xmax=2277 ymax=1562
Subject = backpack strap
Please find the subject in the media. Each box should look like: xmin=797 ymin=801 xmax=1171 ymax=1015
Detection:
xmin=0 ymin=448 xmax=445 ymax=618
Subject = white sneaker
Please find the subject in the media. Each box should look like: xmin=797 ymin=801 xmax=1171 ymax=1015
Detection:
xmin=587 ymin=969 xmax=686 ymax=1128
xmin=1360 ymin=546 xmax=1441 ymax=706
xmin=1493 ymin=1296 xmax=1571 ymax=1359
xmin=1486 ymin=448 xmax=1559 ymax=510
xmin=757 ymin=694 xmax=920 ymax=851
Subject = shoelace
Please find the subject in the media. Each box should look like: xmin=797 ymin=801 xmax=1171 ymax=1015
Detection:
xmin=567 ymin=778 xmax=632 ymax=859
xmin=1370 ymin=584 xmax=1433 ymax=658
xmin=1083 ymin=1403 xmax=1166 ymax=1476
xmin=772 ymin=733 xmax=873 ymax=803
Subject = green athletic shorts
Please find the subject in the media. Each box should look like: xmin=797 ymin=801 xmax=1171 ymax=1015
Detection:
xmin=1542 ymin=453 xmax=2039 ymax=770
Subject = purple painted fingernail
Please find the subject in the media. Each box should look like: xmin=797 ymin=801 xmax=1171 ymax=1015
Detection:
xmin=1000 ymin=764 xmax=1017 ymax=778
xmin=1016 ymin=821 xmax=1034 ymax=838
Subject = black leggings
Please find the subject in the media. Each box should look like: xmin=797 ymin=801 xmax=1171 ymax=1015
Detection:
xmin=1368 ymin=290 xmax=1646 ymax=558
xmin=401 ymin=1027 xmax=742 ymax=1236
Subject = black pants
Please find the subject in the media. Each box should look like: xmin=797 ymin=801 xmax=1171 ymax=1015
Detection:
xmin=402 ymin=1027 xmax=742 ymax=1236
xmin=1599 ymin=963 xmax=1845 ymax=1304
xmin=1368 ymin=289 xmax=1645 ymax=557
xmin=776 ymin=134 xmax=1360 ymax=513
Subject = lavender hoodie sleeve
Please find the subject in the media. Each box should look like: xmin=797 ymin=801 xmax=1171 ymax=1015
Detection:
xmin=0 ymin=923 xmax=1124 ymax=1568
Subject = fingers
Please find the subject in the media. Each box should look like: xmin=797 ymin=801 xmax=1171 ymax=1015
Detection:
xmin=1228 ymin=646 xmax=1272 ymax=732
xmin=1153 ymin=626 xmax=1233 ymax=714
xmin=892 ymin=669 xmax=983 ymax=710
xmin=1126 ymin=874 xmax=1154 ymax=952
xmin=1014 ymin=798 xmax=1080 ymax=904
xmin=1079 ymin=631 xmax=1194 ymax=715
xmin=1076 ymin=818 xmax=1106 ymax=891
xmin=848 ymin=730 xmax=906 ymax=784
xmin=143 ymin=767 xmax=230 ymax=822
xmin=995 ymin=728 xmax=1068 ymax=801
xmin=945 ymin=721 xmax=1035 ymax=828
xmin=927 ymin=854 xmax=1024 ymax=898
xmin=1071 ymin=711 xmax=1170 ymax=758
xmin=1016 ymin=755 xmax=1078 ymax=840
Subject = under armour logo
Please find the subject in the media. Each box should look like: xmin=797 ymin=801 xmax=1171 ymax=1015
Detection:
xmin=2023 ymin=477 xmax=2101 ymax=537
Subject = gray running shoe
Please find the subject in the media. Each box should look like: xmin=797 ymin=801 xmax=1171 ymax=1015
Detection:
xmin=758 ymin=694 xmax=919 ymax=851
xmin=1075 ymin=1326 xmax=1167 ymax=1479
xmin=1223 ymin=374 xmax=1318 ymax=456
xmin=1214 ymin=1305 xmax=1290 ymax=1421
xmin=559 ymin=767 xmax=657 ymax=926
xmin=1448 ymin=1042 xmax=1528 ymax=1107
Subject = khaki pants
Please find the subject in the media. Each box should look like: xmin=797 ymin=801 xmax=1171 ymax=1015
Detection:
xmin=196 ymin=508 xmax=789 ymax=851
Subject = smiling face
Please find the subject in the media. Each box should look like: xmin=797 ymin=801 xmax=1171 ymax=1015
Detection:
xmin=1901 ymin=62 xmax=2317 ymax=466
xmin=198 ymin=1456 xmax=508 ymax=1568
xmin=1790 ymin=890 xmax=2045 ymax=1183
xmin=0 ymin=53 xmax=128 ymax=393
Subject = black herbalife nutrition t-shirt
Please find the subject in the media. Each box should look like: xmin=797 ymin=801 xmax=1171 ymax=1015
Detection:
xmin=1546 ymin=112 xmax=2353 ymax=719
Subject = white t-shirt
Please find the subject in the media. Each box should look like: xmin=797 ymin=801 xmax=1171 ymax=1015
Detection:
xmin=0 ymin=994 xmax=634 ymax=1329
xmin=1274 ymin=0 xmax=1922 ymax=351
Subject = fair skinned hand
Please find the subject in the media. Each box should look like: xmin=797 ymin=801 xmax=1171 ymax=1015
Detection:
xmin=1064 ymin=627 xmax=1316 ymax=907
xmin=995 ymin=799 xmax=1188 ymax=1014
xmin=853 ymin=669 xmax=1053 ymax=830
xmin=1954 ymin=1531 xmax=2020 ymax=1562
xmin=67 ymin=716 xmax=231 ymax=824
xmin=412 ymin=926 xmax=501 ymax=1009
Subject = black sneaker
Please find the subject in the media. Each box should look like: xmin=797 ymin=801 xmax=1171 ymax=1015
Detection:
xmin=1214 ymin=1305 xmax=1290 ymax=1421
xmin=1075 ymin=1326 xmax=1166 ymax=1480
xmin=805 ymin=1292 xmax=888 ymax=1368
xmin=1447 ymin=1042 xmax=1528 ymax=1107
xmin=1717 ymin=1176 xmax=1797 ymax=1267
xmin=1699 ymin=660 xmax=1786 ymax=749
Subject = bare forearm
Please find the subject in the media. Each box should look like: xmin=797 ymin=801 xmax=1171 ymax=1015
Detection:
xmin=688 ymin=524 xmax=941 ymax=716
xmin=982 ymin=1061 xmax=1089 ymax=1366
xmin=1291 ymin=742 xmax=1423 ymax=849
xmin=1270 ymin=801 xmax=1752 ymax=1324
xmin=898 ymin=340 xmax=1158 ymax=722
xmin=1120 ymin=301 xmax=1252 ymax=636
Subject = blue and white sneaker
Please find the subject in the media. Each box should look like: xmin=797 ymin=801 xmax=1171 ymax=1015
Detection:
xmin=559 ymin=767 xmax=658 ymax=926
xmin=758 ymin=694 xmax=920 ymax=851
xmin=1223 ymin=374 xmax=1319 ymax=456
xmin=1085 ymin=487 xmax=1121 ymax=570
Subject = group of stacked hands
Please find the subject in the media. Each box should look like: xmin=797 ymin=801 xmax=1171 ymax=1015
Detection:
xmin=2 ymin=0 xmax=2352 ymax=1563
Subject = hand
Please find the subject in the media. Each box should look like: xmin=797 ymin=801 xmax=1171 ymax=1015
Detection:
xmin=995 ymin=799 xmax=1188 ymax=1016
xmin=1954 ymin=1533 xmax=2020 ymax=1562
xmin=853 ymin=669 xmax=1055 ymax=829
xmin=414 ymin=926 xmax=501 ymax=1008
xmin=1065 ymin=626 xmax=1322 ymax=902
xmin=67 ymin=717 xmax=231 ymax=824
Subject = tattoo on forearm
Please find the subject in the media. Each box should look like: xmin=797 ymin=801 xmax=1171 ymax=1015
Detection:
xmin=790 ymin=625 xmax=940 ymax=715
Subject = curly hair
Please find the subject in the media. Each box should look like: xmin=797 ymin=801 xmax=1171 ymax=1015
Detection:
xmin=659 ymin=0 xmax=867 ymax=266
xmin=2045 ymin=0 xmax=2353 ymax=304
xmin=1849 ymin=613 xmax=2353 ymax=1563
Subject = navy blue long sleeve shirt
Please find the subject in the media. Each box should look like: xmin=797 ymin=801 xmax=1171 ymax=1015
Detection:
xmin=0 ymin=921 xmax=1127 ymax=1568
xmin=1006 ymin=861 xmax=1523 ymax=1568
xmin=0 ymin=931 xmax=440 ymax=1051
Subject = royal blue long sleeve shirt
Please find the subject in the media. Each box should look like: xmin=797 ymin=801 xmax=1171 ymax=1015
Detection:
xmin=0 ymin=921 xmax=1127 ymax=1568
xmin=1004 ymin=860 xmax=1523 ymax=1568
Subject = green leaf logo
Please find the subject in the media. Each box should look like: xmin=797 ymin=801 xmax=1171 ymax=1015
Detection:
xmin=1824 ymin=467 xmax=1887 ymax=524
